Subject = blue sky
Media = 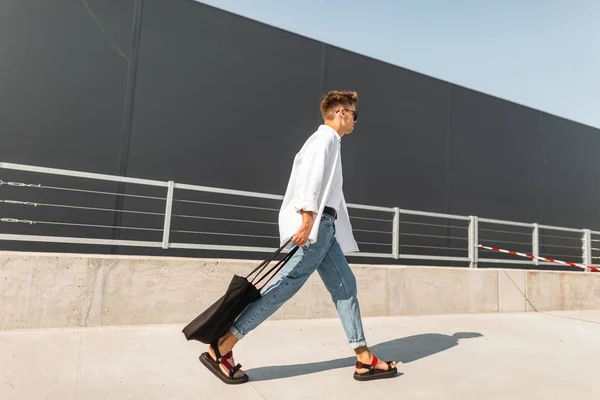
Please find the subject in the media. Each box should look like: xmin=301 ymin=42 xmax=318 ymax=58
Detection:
xmin=196 ymin=0 xmax=599 ymax=129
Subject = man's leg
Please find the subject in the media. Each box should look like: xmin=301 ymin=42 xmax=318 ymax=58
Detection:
xmin=316 ymin=237 xmax=397 ymax=376
xmin=230 ymin=241 xmax=329 ymax=338
xmin=207 ymin=216 xmax=336 ymax=379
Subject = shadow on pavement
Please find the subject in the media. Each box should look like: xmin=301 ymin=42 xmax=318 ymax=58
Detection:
xmin=246 ymin=332 xmax=483 ymax=382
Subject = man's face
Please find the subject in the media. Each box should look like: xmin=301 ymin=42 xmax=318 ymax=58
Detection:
xmin=339 ymin=105 xmax=357 ymax=135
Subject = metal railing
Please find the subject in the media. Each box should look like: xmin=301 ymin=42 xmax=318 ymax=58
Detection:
xmin=0 ymin=162 xmax=598 ymax=271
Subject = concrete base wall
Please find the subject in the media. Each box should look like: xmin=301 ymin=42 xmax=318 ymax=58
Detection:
xmin=2 ymin=251 xmax=600 ymax=330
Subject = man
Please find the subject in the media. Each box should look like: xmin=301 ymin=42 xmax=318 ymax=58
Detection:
xmin=200 ymin=91 xmax=398 ymax=384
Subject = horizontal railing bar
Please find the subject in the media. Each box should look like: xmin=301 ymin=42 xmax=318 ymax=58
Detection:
xmin=346 ymin=252 xmax=395 ymax=258
xmin=354 ymin=229 xmax=392 ymax=235
xmin=169 ymin=242 xmax=282 ymax=253
xmin=0 ymin=199 xmax=165 ymax=216
xmin=539 ymin=243 xmax=583 ymax=250
xmin=477 ymin=258 xmax=534 ymax=265
xmin=171 ymin=230 xmax=279 ymax=240
xmin=398 ymin=209 xmax=470 ymax=220
xmin=0 ymin=162 xmax=167 ymax=187
xmin=0 ymin=233 xmax=472 ymax=262
xmin=539 ymin=234 xmax=582 ymax=241
xmin=0 ymin=181 xmax=166 ymax=201
xmin=350 ymin=216 xmax=391 ymax=223
xmin=174 ymin=182 xmax=283 ymax=200
xmin=538 ymin=224 xmax=584 ymax=233
xmin=476 ymin=238 xmax=531 ymax=247
xmin=400 ymin=232 xmax=468 ymax=241
xmin=479 ymin=228 xmax=531 ymax=236
xmin=357 ymin=241 xmax=391 ymax=247
xmin=171 ymin=214 xmax=278 ymax=225
xmin=401 ymin=244 xmax=466 ymax=251
xmin=174 ymin=198 xmax=279 ymax=212
xmin=0 ymin=233 xmax=161 ymax=247
xmin=0 ymin=218 xmax=163 ymax=232
xmin=347 ymin=203 xmax=395 ymax=212
xmin=43 ymin=186 xmax=164 ymax=200
xmin=478 ymin=218 xmax=534 ymax=228
xmin=174 ymin=186 xmax=393 ymax=212
xmin=400 ymin=221 xmax=468 ymax=229
xmin=398 ymin=254 xmax=470 ymax=262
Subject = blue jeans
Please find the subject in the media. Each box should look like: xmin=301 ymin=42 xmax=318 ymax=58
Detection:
xmin=230 ymin=213 xmax=368 ymax=349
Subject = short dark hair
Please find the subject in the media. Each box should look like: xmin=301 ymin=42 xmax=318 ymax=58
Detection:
xmin=320 ymin=91 xmax=358 ymax=120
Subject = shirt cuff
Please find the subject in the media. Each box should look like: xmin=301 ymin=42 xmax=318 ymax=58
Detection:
xmin=294 ymin=201 xmax=318 ymax=214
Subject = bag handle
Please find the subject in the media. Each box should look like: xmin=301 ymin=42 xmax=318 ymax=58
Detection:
xmin=253 ymin=245 xmax=300 ymax=291
xmin=246 ymin=237 xmax=293 ymax=282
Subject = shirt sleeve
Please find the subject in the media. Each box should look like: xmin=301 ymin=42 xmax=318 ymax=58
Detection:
xmin=293 ymin=135 xmax=334 ymax=214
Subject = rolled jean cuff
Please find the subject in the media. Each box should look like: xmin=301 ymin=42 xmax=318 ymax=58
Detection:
xmin=349 ymin=338 xmax=367 ymax=349
xmin=230 ymin=322 xmax=245 ymax=341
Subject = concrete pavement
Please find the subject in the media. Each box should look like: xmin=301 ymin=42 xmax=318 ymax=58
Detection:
xmin=2 ymin=311 xmax=600 ymax=399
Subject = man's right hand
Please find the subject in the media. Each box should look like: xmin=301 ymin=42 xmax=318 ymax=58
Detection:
xmin=292 ymin=210 xmax=315 ymax=247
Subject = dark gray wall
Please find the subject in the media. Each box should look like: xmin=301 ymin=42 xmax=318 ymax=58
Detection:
xmin=0 ymin=0 xmax=136 ymax=254
xmin=1 ymin=0 xmax=598 ymax=268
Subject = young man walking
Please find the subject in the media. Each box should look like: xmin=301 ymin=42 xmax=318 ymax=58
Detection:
xmin=201 ymin=91 xmax=398 ymax=383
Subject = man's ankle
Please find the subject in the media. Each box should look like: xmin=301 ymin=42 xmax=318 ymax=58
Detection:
xmin=217 ymin=331 xmax=239 ymax=352
xmin=355 ymin=346 xmax=371 ymax=362
xmin=218 ymin=331 xmax=233 ymax=346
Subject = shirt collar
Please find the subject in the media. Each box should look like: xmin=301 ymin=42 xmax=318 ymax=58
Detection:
xmin=319 ymin=124 xmax=342 ymax=141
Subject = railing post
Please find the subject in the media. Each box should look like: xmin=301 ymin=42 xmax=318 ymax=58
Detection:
xmin=162 ymin=180 xmax=175 ymax=249
xmin=468 ymin=216 xmax=479 ymax=268
xmin=392 ymin=207 xmax=400 ymax=259
xmin=532 ymin=223 xmax=539 ymax=266
xmin=583 ymin=229 xmax=592 ymax=272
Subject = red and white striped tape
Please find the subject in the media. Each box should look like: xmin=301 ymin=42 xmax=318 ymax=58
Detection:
xmin=476 ymin=244 xmax=600 ymax=272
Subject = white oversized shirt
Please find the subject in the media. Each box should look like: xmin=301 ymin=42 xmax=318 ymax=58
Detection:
xmin=278 ymin=125 xmax=359 ymax=254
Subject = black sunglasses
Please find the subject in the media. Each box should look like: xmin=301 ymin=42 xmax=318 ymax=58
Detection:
xmin=336 ymin=108 xmax=358 ymax=121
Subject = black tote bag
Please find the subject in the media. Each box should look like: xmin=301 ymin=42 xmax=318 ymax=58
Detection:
xmin=182 ymin=238 xmax=299 ymax=344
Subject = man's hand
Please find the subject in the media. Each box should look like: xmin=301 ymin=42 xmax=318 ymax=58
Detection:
xmin=292 ymin=210 xmax=315 ymax=247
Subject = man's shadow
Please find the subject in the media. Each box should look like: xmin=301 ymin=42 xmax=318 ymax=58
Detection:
xmin=245 ymin=332 xmax=483 ymax=381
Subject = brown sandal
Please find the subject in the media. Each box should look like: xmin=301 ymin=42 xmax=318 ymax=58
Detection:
xmin=199 ymin=341 xmax=248 ymax=384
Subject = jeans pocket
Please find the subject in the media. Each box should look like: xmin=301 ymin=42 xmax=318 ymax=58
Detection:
xmin=320 ymin=216 xmax=334 ymax=226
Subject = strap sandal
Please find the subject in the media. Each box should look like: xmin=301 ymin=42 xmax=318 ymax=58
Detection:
xmin=353 ymin=355 xmax=398 ymax=382
xmin=199 ymin=341 xmax=249 ymax=384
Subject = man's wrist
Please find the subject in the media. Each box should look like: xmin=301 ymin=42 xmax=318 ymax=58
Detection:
xmin=300 ymin=209 xmax=315 ymax=224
